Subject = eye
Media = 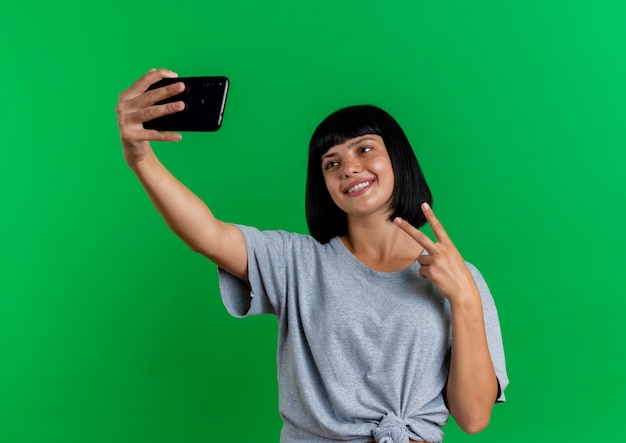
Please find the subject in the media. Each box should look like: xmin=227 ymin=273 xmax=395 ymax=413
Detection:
xmin=358 ymin=145 xmax=373 ymax=154
xmin=323 ymin=160 xmax=339 ymax=171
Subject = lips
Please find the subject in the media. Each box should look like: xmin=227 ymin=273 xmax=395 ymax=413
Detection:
xmin=343 ymin=178 xmax=375 ymax=194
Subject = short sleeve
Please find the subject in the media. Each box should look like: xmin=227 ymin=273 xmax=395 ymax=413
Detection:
xmin=467 ymin=262 xmax=509 ymax=402
xmin=218 ymin=225 xmax=288 ymax=318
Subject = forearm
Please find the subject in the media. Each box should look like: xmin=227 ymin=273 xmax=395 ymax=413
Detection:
xmin=127 ymin=149 xmax=224 ymax=257
xmin=445 ymin=289 xmax=498 ymax=434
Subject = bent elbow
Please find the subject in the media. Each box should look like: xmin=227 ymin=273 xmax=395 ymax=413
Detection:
xmin=448 ymin=394 xmax=495 ymax=435
xmin=458 ymin=416 xmax=491 ymax=435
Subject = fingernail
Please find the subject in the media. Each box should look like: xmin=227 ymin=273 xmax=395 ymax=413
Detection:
xmin=173 ymin=133 xmax=182 ymax=141
xmin=167 ymin=70 xmax=178 ymax=77
xmin=422 ymin=202 xmax=431 ymax=211
xmin=393 ymin=217 xmax=402 ymax=225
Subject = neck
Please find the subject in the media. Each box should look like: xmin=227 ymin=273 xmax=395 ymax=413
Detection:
xmin=341 ymin=213 xmax=423 ymax=271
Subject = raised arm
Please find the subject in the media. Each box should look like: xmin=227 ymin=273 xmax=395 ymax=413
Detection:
xmin=115 ymin=69 xmax=248 ymax=280
xmin=394 ymin=204 xmax=498 ymax=434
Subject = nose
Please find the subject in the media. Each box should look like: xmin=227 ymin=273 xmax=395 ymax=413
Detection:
xmin=342 ymin=156 xmax=362 ymax=177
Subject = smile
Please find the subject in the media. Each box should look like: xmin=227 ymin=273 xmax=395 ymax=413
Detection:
xmin=345 ymin=180 xmax=373 ymax=194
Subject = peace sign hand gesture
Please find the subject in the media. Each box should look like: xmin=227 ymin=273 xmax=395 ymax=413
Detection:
xmin=394 ymin=203 xmax=479 ymax=304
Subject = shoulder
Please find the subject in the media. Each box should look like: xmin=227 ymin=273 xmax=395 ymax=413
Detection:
xmin=463 ymin=260 xmax=503 ymax=321
xmin=464 ymin=260 xmax=494 ymax=297
xmin=464 ymin=261 xmax=483 ymax=279
xmin=464 ymin=260 xmax=490 ymax=284
xmin=234 ymin=224 xmax=329 ymax=254
xmin=234 ymin=224 xmax=315 ymax=242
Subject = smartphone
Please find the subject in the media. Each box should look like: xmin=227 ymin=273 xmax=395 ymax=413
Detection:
xmin=143 ymin=76 xmax=229 ymax=132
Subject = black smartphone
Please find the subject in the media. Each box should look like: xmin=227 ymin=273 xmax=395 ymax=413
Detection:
xmin=143 ymin=76 xmax=229 ymax=132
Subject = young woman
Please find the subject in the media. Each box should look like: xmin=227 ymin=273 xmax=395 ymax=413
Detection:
xmin=116 ymin=68 xmax=508 ymax=443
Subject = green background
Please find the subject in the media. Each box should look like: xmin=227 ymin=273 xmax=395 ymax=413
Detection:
xmin=2 ymin=0 xmax=625 ymax=441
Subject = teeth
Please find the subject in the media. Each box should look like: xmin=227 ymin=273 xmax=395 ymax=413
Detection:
xmin=348 ymin=181 xmax=370 ymax=193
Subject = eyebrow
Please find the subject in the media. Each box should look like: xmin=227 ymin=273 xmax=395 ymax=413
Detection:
xmin=321 ymin=136 xmax=377 ymax=160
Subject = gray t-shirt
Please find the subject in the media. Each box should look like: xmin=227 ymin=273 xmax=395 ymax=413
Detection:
xmin=219 ymin=225 xmax=508 ymax=443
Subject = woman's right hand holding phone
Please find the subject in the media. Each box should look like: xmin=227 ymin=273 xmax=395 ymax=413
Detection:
xmin=115 ymin=68 xmax=185 ymax=164
xmin=114 ymin=68 xmax=249 ymax=281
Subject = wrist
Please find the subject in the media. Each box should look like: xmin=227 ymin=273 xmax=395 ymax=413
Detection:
xmin=447 ymin=286 xmax=482 ymax=311
xmin=125 ymin=145 xmax=156 ymax=171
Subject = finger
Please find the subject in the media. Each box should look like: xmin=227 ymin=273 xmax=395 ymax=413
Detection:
xmin=421 ymin=202 xmax=451 ymax=243
xmin=125 ymin=80 xmax=186 ymax=111
xmin=119 ymin=68 xmax=179 ymax=102
xmin=393 ymin=216 xmax=436 ymax=252
xmin=126 ymin=127 xmax=183 ymax=143
xmin=117 ymin=82 xmax=186 ymax=128
xmin=145 ymin=129 xmax=183 ymax=142
xmin=418 ymin=265 xmax=430 ymax=280
xmin=128 ymin=100 xmax=186 ymax=125
xmin=417 ymin=254 xmax=434 ymax=267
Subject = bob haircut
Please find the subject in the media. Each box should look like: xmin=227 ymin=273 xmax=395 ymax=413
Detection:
xmin=306 ymin=105 xmax=433 ymax=244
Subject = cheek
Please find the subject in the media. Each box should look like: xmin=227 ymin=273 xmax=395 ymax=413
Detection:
xmin=322 ymin=175 xmax=346 ymax=208
xmin=372 ymin=158 xmax=394 ymax=180
xmin=323 ymin=175 xmax=341 ymax=198
xmin=322 ymin=174 xmax=333 ymax=192
xmin=377 ymin=160 xmax=396 ymax=197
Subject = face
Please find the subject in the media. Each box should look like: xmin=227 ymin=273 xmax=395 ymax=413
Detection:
xmin=321 ymin=134 xmax=395 ymax=219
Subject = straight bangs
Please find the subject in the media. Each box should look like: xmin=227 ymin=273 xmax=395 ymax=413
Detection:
xmin=309 ymin=107 xmax=383 ymax=160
